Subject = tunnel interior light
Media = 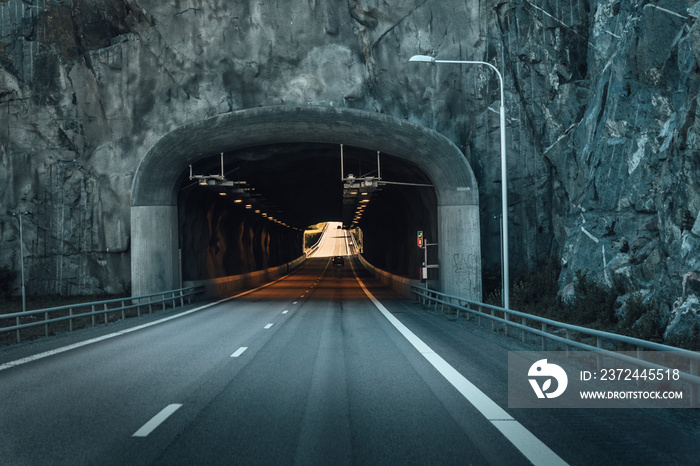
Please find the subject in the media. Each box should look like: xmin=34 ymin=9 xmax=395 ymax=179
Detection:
xmin=189 ymin=156 xmax=301 ymax=230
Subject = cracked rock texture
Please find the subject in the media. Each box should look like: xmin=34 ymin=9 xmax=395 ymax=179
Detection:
xmin=1 ymin=0 xmax=699 ymax=338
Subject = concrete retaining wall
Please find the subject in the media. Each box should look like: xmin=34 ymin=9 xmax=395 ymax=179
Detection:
xmin=357 ymin=254 xmax=420 ymax=298
xmin=184 ymin=255 xmax=307 ymax=299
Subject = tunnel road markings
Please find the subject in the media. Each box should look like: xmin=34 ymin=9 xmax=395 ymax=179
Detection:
xmin=132 ymin=404 xmax=183 ymax=438
xmin=350 ymin=263 xmax=567 ymax=466
xmin=0 ymin=270 xmax=295 ymax=372
xmin=230 ymin=347 xmax=248 ymax=358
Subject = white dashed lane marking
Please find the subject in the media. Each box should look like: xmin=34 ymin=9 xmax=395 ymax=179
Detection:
xmin=132 ymin=404 xmax=183 ymax=438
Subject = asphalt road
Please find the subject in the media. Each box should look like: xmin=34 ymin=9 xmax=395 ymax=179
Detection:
xmin=0 ymin=225 xmax=697 ymax=465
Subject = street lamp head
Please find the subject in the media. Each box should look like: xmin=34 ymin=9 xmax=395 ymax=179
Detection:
xmin=409 ymin=55 xmax=436 ymax=63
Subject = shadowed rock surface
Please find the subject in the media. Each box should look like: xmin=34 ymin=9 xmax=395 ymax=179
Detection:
xmin=1 ymin=0 xmax=699 ymax=338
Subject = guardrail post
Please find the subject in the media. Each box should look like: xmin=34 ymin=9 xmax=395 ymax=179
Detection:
xmin=180 ymin=289 xmax=185 ymax=307
xmin=636 ymin=346 xmax=645 ymax=387
xmin=690 ymin=359 xmax=698 ymax=409
xmin=541 ymin=323 xmax=547 ymax=350
xmin=171 ymin=291 xmax=177 ymax=308
xmin=121 ymin=300 xmax=126 ymax=321
xmin=504 ymin=312 xmax=510 ymax=337
xmin=103 ymin=303 xmax=108 ymax=324
xmin=566 ymin=329 xmax=571 ymax=357
xmin=522 ymin=317 xmax=527 ymax=343
xmin=16 ymin=315 xmax=21 ymax=344
xmin=45 ymin=311 xmax=49 ymax=337
xmin=69 ymin=308 xmax=73 ymax=332
xmin=91 ymin=305 xmax=96 ymax=326
xmin=491 ymin=309 xmax=495 ymax=331
xmin=596 ymin=337 xmax=603 ymax=371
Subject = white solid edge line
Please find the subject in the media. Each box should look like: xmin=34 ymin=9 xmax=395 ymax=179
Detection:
xmin=0 ymin=272 xmax=294 ymax=372
xmin=491 ymin=420 xmax=568 ymax=466
xmin=230 ymin=347 xmax=248 ymax=358
xmin=132 ymin=403 xmax=183 ymax=437
xmin=351 ymin=264 xmax=567 ymax=466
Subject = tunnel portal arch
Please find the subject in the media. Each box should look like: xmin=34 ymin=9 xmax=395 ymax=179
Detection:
xmin=131 ymin=106 xmax=481 ymax=299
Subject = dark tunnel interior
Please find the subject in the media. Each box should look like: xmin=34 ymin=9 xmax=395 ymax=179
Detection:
xmin=177 ymin=143 xmax=438 ymax=282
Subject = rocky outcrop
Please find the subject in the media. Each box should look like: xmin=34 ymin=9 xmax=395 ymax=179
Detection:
xmin=0 ymin=0 xmax=699 ymax=344
xmin=665 ymin=294 xmax=700 ymax=346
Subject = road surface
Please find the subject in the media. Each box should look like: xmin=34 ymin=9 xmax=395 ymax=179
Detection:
xmin=0 ymin=222 xmax=696 ymax=465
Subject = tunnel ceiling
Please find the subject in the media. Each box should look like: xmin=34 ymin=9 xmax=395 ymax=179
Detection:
xmin=178 ymin=142 xmax=434 ymax=230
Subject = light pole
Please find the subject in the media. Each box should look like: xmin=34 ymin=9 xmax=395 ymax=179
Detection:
xmin=8 ymin=210 xmax=31 ymax=313
xmin=409 ymin=54 xmax=510 ymax=309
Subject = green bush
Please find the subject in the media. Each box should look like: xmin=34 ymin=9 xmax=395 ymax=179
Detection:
xmin=510 ymin=256 xmax=562 ymax=319
xmin=0 ymin=264 xmax=16 ymax=300
xmin=668 ymin=322 xmax=700 ymax=351
xmin=571 ymin=270 xmax=619 ymax=327
xmin=483 ymin=267 xmax=504 ymax=306
xmin=617 ymin=292 xmax=664 ymax=342
xmin=304 ymin=231 xmax=322 ymax=249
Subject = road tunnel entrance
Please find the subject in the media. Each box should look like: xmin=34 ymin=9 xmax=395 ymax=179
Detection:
xmin=131 ymin=106 xmax=481 ymax=299
xmin=178 ymin=143 xmax=438 ymax=283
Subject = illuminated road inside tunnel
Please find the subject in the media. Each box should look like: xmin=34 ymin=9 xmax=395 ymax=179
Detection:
xmin=0 ymin=228 xmax=697 ymax=464
xmin=309 ymin=221 xmax=353 ymax=258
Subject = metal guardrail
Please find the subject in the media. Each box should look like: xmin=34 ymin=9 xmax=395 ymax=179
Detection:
xmin=411 ymin=285 xmax=700 ymax=407
xmin=0 ymin=286 xmax=202 ymax=345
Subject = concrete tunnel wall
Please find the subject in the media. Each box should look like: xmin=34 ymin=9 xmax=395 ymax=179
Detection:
xmin=130 ymin=105 xmax=482 ymax=300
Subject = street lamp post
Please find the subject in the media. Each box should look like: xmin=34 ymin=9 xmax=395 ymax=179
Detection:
xmin=409 ymin=54 xmax=510 ymax=309
xmin=9 ymin=211 xmax=31 ymax=313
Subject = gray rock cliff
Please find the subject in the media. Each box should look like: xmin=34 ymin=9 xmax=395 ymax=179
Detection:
xmin=1 ymin=0 xmax=699 ymax=340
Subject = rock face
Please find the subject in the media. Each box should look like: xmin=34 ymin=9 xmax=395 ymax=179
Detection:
xmin=1 ymin=0 xmax=699 ymax=332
